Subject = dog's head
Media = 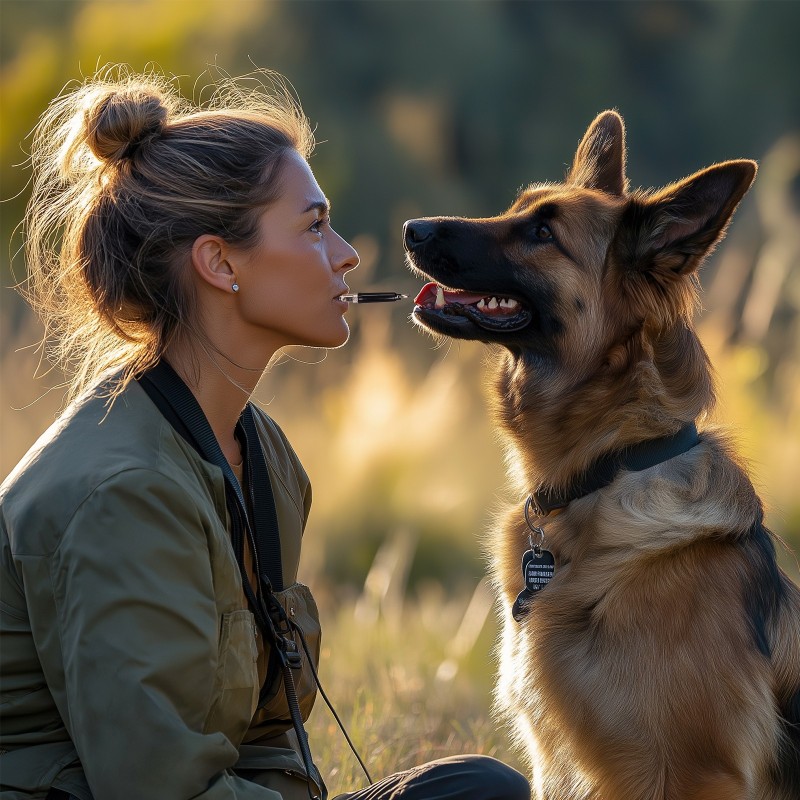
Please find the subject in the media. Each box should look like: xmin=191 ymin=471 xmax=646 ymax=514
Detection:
xmin=405 ymin=111 xmax=755 ymax=379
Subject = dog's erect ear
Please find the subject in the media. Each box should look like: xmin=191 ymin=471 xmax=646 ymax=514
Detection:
xmin=615 ymin=160 xmax=757 ymax=277
xmin=567 ymin=110 xmax=627 ymax=196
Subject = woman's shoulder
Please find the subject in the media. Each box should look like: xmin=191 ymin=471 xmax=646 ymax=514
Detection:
xmin=250 ymin=405 xmax=306 ymax=474
xmin=249 ymin=403 xmax=311 ymax=504
xmin=1 ymin=377 xmax=217 ymax=553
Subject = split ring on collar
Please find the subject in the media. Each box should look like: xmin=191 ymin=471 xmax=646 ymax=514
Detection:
xmin=524 ymin=495 xmax=545 ymax=549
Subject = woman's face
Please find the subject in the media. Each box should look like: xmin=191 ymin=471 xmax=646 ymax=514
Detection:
xmin=229 ymin=149 xmax=359 ymax=350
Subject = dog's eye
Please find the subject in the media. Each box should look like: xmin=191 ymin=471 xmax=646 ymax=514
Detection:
xmin=533 ymin=223 xmax=554 ymax=242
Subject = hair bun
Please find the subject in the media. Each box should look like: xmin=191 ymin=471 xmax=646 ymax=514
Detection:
xmin=85 ymin=86 xmax=168 ymax=163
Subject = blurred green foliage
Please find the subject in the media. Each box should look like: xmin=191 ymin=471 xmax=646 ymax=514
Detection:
xmin=2 ymin=0 xmax=798 ymax=585
xmin=3 ymin=1 xmax=799 ymax=277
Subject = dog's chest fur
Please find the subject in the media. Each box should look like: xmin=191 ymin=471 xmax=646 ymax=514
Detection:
xmin=492 ymin=438 xmax=784 ymax=797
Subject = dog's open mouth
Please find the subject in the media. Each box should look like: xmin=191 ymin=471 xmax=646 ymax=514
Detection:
xmin=413 ymin=282 xmax=533 ymax=332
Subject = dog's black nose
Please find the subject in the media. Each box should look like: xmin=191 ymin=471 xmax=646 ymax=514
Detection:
xmin=403 ymin=219 xmax=436 ymax=251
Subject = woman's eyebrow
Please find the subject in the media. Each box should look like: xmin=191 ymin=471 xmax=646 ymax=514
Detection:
xmin=303 ymin=199 xmax=330 ymax=215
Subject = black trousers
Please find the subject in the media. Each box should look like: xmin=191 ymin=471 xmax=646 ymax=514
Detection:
xmin=332 ymin=755 xmax=530 ymax=800
xmin=46 ymin=754 xmax=530 ymax=800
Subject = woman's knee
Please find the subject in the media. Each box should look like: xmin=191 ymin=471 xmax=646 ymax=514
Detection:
xmin=469 ymin=755 xmax=530 ymax=800
xmin=433 ymin=754 xmax=529 ymax=800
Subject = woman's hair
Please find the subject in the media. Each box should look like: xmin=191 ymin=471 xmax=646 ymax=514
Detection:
xmin=22 ymin=66 xmax=315 ymax=400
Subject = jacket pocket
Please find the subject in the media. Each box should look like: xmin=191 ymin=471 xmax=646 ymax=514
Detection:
xmin=203 ymin=609 xmax=259 ymax=745
xmin=236 ymin=766 xmax=324 ymax=800
xmin=235 ymin=743 xmax=326 ymax=800
xmin=249 ymin=583 xmax=321 ymax=736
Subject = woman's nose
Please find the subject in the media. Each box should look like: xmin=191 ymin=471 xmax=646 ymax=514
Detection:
xmin=333 ymin=232 xmax=359 ymax=273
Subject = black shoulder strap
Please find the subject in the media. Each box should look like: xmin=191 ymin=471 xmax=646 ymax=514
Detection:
xmin=240 ymin=406 xmax=284 ymax=591
xmin=138 ymin=359 xmax=283 ymax=590
xmin=138 ymin=361 xmax=325 ymax=798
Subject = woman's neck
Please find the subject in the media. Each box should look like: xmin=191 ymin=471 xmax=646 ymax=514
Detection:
xmin=164 ymin=338 xmax=270 ymax=466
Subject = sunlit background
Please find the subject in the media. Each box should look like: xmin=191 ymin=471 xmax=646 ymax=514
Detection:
xmin=2 ymin=1 xmax=798 ymax=791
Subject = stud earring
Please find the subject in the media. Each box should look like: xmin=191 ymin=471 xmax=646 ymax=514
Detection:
xmin=231 ymin=282 xmax=240 ymax=293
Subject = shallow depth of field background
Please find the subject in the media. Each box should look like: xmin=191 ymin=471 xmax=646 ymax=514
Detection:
xmin=1 ymin=1 xmax=799 ymax=792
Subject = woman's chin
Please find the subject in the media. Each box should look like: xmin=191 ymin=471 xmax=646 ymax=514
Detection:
xmin=296 ymin=322 xmax=351 ymax=350
xmin=327 ymin=326 xmax=351 ymax=349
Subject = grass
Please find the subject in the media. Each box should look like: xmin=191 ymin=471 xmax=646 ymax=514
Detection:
xmin=303 ymin=574 xmax=524 ymax=796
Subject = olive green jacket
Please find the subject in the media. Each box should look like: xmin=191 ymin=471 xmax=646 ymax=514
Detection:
xmin=0 ymin=377 xmax=323 ymax=799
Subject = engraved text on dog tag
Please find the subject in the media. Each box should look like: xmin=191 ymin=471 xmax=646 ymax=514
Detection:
xmin=512 ymin=548 xmax=555 ymax=622
xmin=524 ymin=548 xmax=555 ymax=592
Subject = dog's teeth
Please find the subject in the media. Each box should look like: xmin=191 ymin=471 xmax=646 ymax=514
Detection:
xmin=435 ymin=285 xmax=446 ymax=309
xmin=507 ymin=299 xmax=519 ymax=310
xmin=488 ymin=297 xmax=499 ymax=310
xmin=499 ymin=298 xmax=510 ymax=308
xmin=477 ymin=299 xmax=486 ymax=310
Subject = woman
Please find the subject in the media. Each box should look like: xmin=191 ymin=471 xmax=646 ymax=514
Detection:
xmin=0 ymin=69 xmax=529 ymax=800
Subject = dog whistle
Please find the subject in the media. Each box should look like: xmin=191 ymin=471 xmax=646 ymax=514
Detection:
xmin=339 ymin=292 xmax=408 ymax=303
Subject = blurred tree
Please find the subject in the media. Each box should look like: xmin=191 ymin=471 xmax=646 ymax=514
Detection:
xmin=3 ymin=0 xmax=799 ymax=263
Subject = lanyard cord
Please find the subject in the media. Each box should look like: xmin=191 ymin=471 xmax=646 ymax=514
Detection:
xmin=138 ymin=361 xmax=325 ymax=798
xmin=138 ymin=362 xmax=374 ymax=789
xmin=294 ymin=623 xmax=374 ymax=785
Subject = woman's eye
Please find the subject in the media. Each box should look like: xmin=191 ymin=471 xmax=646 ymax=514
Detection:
xmin=533 ymin=223 xmax=553 ymax=241
xmin=310 ymin=217 xmax=330 ymax=236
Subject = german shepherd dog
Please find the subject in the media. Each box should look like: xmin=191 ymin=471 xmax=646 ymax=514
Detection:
xmin=404 ymin=111 xmax=800 ymax=800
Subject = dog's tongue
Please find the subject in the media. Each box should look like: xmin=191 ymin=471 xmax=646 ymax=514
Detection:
xmin=414 ymin=282 xmax=488 ymax=306
xmin=413 ymin=282 xmax=437 ymax=305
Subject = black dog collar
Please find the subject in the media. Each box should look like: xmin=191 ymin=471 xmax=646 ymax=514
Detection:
xmin=531 ymin=422 xmax=701 ymax=516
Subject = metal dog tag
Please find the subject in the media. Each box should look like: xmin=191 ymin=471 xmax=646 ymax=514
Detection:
xmin=512 ymin=548 xmax=555 ymax=622
xmin=512 ymin=589 xmax=535 ymax=622
xmin=523 ymin=547 xmax=555 ymax=592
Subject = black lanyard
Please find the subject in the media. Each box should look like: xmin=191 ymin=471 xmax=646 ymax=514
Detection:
xmin=138 ymin=359 xmax=283 ymax=594
xmin=138 ymin=360 xmax=344 ymax=798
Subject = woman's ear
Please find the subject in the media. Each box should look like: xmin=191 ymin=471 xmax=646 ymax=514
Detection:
xmin=190 ymin=234 xmax=237 ymax=293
